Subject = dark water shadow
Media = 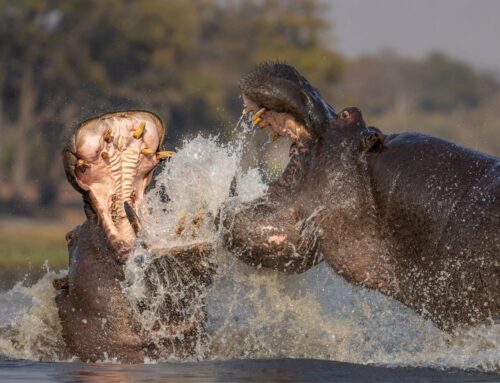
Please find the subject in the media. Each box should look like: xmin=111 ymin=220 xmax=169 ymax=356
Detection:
xmin=0 ymin=358 xmax=498 ymax=383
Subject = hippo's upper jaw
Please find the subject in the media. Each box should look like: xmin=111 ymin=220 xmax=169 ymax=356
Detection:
xmin=239 ymin=63 xmax=336 ymax=143
xmin=62 ymin=111 xmax=173 ymax=260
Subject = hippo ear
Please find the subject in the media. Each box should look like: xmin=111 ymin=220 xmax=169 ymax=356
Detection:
xmin=360 ymin=127 xmax=386 ymax=153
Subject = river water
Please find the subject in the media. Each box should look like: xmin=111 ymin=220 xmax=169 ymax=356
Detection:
xmin=0 ymin=128 xmax=498 ymax=382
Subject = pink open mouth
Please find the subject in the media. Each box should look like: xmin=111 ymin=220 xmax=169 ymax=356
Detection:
xmin=242 ymin=95 xmax=311 ymax=143
xmin=63 ymin=111 xmax=173 ymax=258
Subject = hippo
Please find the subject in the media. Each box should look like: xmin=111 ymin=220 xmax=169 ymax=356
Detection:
xmin=55 ymin=111 xmax=214 ymax=363
xmin=221 ymin=63 xmax=499 ymax=332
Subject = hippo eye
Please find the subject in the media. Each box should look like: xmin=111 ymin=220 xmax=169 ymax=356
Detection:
xmin=340 ymin=110 xmax=350 ymax=120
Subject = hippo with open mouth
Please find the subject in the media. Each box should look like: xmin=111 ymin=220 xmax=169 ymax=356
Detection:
xmin=55 ymin=111 xmax=214 ymax=363
xmin=221 ymin=63 xmax=499 ymax=332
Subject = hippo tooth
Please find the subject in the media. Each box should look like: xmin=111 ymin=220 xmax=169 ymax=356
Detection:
xmin=132 ymin=121 xmax=146 ymax=139
xmin=76 ymin=159 xmax=90 ymax=171
xmin=254 ymin=107 xmax=267 ymax=119
xmin=101 ymin=151 xmax=109 ymax=160
xmin=156 ymin=151 xmax=175 ymax=160
xmin=124 ymin=201 xmax=141 ymax=235
xmin=103 ymin=129 xmax=113 ymax=143
xmin=253 ymin=117 xmax=262 ymax=125
xmin=141 ymin=148 xmax=154 ymax=155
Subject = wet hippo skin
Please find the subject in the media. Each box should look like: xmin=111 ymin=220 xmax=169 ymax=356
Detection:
xmin=221 ymin=63 xmax=499 ymax=332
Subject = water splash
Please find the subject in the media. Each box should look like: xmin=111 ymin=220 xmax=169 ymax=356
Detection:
xmin=0 ymin=127 xmax=498 ymax=371
xmin=208 ymin=257 xmax=500 ymax=371
xmin=0 ymin=265 xmax=68 ymax=361
xmin=122 ymin=134 xmax=269 ymax=361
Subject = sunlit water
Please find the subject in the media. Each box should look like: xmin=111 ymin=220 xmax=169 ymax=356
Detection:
xmin=0 ymin=121 xmax=498 ymax=379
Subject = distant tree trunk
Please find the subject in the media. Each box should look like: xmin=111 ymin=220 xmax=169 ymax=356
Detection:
xmin=0 ymin=59 xmax=6 ymax=186
xmin=11 ymin=61 xmax=36 ymax=201
xmin=0 ymin=42 xmax=7 ymax=132
xmin=0 ymin=64 xmax=4 ymax=131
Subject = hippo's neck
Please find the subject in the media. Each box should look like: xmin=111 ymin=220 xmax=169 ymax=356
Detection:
xmin=317 ymin=146 xmax=400 ymax=296
xmin=269 ymin=138 xmax=318 ymax=198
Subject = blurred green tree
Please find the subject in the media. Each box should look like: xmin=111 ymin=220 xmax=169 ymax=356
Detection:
xmin=336 ymin=52 xmax=500 ymax=155
xmin=417 ymin=52 xmax=493 ymax=111
xmin=338 ymin=51 xmax=497 ymax=116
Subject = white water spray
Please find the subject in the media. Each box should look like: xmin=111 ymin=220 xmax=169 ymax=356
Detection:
xmin=0 ymin=266 xmax=68 ymax=361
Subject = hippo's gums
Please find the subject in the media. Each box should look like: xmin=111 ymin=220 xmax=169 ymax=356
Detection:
xmin=55 ymin=111 xmax=214 ymax=363
xmin=221 ymin=63 xmax=499 ymax=332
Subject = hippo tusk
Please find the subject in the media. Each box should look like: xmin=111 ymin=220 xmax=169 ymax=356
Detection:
xmin=254 ymin=107 xmax=267 ymax=119
xmin=133 ymin=121 xmax=146 ymax=139
xmin=124 ymin=201 xmax=142 ymax=235
xmin=76 ymin=159 xmax=90 ymax=171
xmin=251 ymin=108 xmax=267 ymax=126
xmin=141 ymin=148 xmax=154 ymax=155
xmin=156 ymin=151 xmax=175 ymax=160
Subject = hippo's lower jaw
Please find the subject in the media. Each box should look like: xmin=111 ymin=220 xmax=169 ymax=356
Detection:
xmin=62 ymin=111 xmax=173 ymax=260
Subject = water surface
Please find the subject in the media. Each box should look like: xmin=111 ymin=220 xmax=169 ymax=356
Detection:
xmin=1 ymin=359 xmax=498 ymax=383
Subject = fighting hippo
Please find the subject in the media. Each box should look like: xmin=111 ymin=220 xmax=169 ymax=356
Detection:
xmin=55 ymin=111 xmax=214 ymax=362
xmin=221 ymin=63 xmax=499 ymax=332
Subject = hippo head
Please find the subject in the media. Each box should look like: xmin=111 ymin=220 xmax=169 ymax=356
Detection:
xmin=239 ymin=63 xmax=385 ymax=157
xmin=239 ymin=63 xmax=337 ymax=143
xmin=62 ymin=111 xmax=173 ymax=260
